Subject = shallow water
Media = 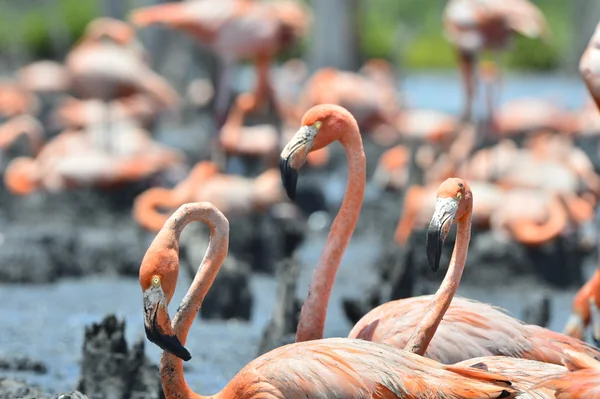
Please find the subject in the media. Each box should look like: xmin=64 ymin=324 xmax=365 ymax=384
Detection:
xmin=0 ymin=231 xmax=590 ymax=395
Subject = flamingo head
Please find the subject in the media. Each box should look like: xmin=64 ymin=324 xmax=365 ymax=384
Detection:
xmin=139 ymin=241 xmax=191 ymax=361
xmin=4 ymin=157 xmax=38 ymax=196
xmin=280 ymin=104 xmax=358 ymax=200
xmin=426 ymin=177 xmax=472 ymax=272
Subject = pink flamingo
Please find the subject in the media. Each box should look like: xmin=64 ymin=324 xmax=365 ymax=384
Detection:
xmin=17 ymin=60 xmax=72 ymax=95
xmin=537 ymin=349 xmax=600 ymax=398
xmin=564 ymin=268 xmax=600 ymax=340
xmin=4 ymin=121 xmax=183 ymax=195
xmin=580 ymin=21 xmax=600 ymax=113
xmin=348 ymin=179 xmax=599 ymax=364
xmin=280 ymin=122 xmax=600 ymax=364
xmin=0 ymin=115 xmax=44 ymax=156
xmin=133 ymin=161 xmax=285 ymax=232
xmin=129 ymin=0 xmax=310 ymax=121
xmin=139 ymin=204 xmax=522 ymax=397
xmin=443 ymin=0 xmax=550 ymax=120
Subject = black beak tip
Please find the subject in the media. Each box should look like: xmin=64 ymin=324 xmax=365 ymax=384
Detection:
xmin=279 ymin=157 xmax=298 ymax=201
xmin=145 ymin=325 xmax=192 ymax=361
xmin=426 ymin=228 xmax=442 ymax=273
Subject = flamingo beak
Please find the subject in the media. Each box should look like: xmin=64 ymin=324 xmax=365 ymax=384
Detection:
xmin=426 ymin=197 xmax=458 ymax=272
xmin=279 ymin=123 xmax=320 ymax=201
xmin=143 ymin=287 xmax=191 ymax=361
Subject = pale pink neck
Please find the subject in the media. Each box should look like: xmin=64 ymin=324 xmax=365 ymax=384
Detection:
xmin=404 ymin=211 xmax=472 ymax=355
xmin=158 ymin=203 xmax=229 ymax=399
xmin=295 ymin=129 xmax=366 ymax=342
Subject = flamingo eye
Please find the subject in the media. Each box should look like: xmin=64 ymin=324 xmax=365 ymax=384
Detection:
xmin=313 ymin=121 xmax=322 ymax=130
xmin=151 ymin=275 xmax=161 ymax=288
xmin=456 ymin=192 xmax=462 ymax=200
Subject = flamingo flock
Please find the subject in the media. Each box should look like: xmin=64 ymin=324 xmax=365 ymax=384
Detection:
xmin=3 ymin=0 xmax=600 ymax=398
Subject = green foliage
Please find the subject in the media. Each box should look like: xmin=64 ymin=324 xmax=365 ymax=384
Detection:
xmin=0 ymin=0 xmax=99 ymax=58
xmin=403 ymin=34 xmax=455 ymax=69
xmin=0 ymin=0 xmax=576 ymax=72
xmin=357 ymin=0 xmax=572 ymax=71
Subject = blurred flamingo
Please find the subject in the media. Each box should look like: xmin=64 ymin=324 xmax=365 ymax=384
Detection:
xmin=371 ymin=144 xmax=411 ymax=191
xmin=0 ymin=115 xmax=44 ymax=157
xmin=296 ymin=61 xmax=401 ymax=138
xmin=52 ymin=94 xmax=161 ymax=131
xmin=129 ymin=0 xmax=310 ymax=122
xmin=140 ymin=166 xmax=521 ymax=397
xmin=219 ymin=92 xmax=279 ymax=161
xmin=443 ymin=0 xmax=550 ymax=121
xmin=580 ymin=21 xmax=600 ymax=113
xmin=0 ymin=80 xmax=39 ymax=119
xmin=65 ymin=17 xmax=179 ymax=151
xmin=4 ymin=121 xmax=183 ymax=195
xmin=133 ymin=161 xmax=285 ymax=232
xmin=17 ymin=60 xmax=72 ymax=95
xmin=564 ymin=266 xmax=600 ymax=340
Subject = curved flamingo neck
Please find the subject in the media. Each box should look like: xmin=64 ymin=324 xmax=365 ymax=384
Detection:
xmin=508 ymin=194 xmax=567 ymax=246
xmin=404 ymin=210 xmax=472 ymax=356
xmin=133 ymin=188 xmax=179 ymax=232
xmin=157 ymin=204 xmax=229 ymax=399
xmin=295 ymin=127 xmax=366 ymax=342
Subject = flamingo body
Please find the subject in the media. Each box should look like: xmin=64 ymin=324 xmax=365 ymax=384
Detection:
xmin=215 ymin=337 xmax=517 ymax=398
xmin=350 ymin=295 xmax=600 ymax=365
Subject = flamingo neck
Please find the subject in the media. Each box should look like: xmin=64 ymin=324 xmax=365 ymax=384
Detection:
xmin=507 ymin=194 xmax=567 ymax=246
xmin=221 ymin=101 xmax=246 ymax=146
xmin=133 ymin=188 xmax=179 ymax=232
xmin=158 ymin=204 xmax=229 ymax=399
xmin=295 ymin=129 xmax=366 ymax=342
xmin=404 ymin=211 xmax=472 ymax=356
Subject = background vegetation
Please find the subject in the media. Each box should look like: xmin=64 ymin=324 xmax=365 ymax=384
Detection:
xmin=0 ymin=0 xmax=574 ymax=71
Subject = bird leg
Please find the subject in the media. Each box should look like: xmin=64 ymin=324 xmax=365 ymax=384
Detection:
xmin=457 ymin=49 xmax=476 ymax=123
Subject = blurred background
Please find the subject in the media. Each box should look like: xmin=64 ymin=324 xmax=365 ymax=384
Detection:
xmin=2 ymin=0 xmax=600 ymax=398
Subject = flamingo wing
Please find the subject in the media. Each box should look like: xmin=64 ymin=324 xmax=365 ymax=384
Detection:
xmin=350 ymin=296 xmax=600 ymax=365
xmin=455 ymin=356 xmax=566 ymax=399
xmin=223 ymin=338 xmax=517 ymax=398
xmin=536 ymin=350 xmax=600 ymax=399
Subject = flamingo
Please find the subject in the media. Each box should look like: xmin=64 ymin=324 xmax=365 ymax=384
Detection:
xmin=0 ymin=80 xmax=39 ymax=119
xmin=347 ymin=178 xmax=600 ymax=364
xmin=0 ymin=115 xmax=44 ymax=157
xmin=133 ymin=161 xmax=285 ymax=232
xmin=129 ymin=0 xmax=310 ymax=121
xmin=52 ymin=95 xmax=160 ymax=131
xmin=443 ymin=0 xmax=550 ymax=121
xmin=295 ymin=63 xmax=401 ymax=138
xmin=536 ymin=349 xmax=600 ymax=398
xmin=564 ymin=268 xmax=600 ymax=340
xmin=4 ymin=121 xmax=183 ymax=195
xmin=280 ymin=117 xmax=600 ymax=364
xmin=65 ymin=17 xmax=179 ymax=152
xmin=65 ymin=18 xmax=177 ymax=108
xmin=563 ymin=24 xmax=600 ymax=338
xmin=17 ymin=60 xmax=72 ymax=95
xmin=219 ymin=92 xmax=279 ymax=160
xmin=139 ymin=200 xmax=522 ymax=398
xmin=581 ymin=21 xmax=600 ymax=113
